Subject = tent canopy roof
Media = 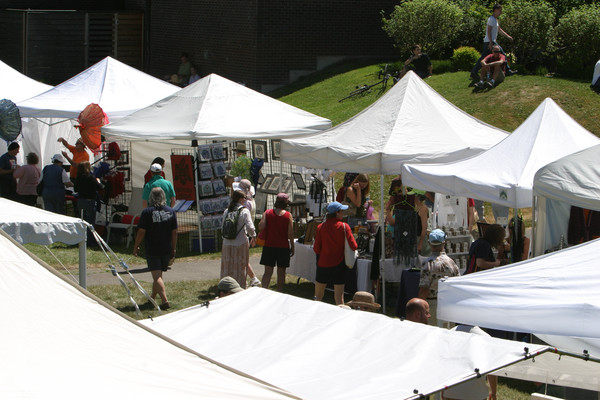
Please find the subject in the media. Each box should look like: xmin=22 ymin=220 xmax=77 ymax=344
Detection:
xmin=438 ymin=237 xmax=600 ymax=339
xmin=0 ymin=198 xmax=88 ymax=245
xmin=280 ymin=71 xmax=508 ymax=174
xmin=533 ymin=144 xmax=600 ymax=211
xmin=142 ymin=288 xmax=556 ymax=400
xmin=101 ymin=73 xmax=332 ymax=141
xmin=0 ymin=59 xmax=53 ymax=103
xmin=17 ymin=57 xmax=179 ymax=120
xmin=0 ymin=231 xmax=297 ymax=399
xmin=401 ymin=98 xmax=600 ymax=208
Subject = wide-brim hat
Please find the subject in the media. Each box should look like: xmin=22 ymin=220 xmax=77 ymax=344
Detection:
xmin=234 ymin=143 xmax=248 ymax=152
xmin=346 ymin=291 xmax=381 ymax=310
xmin=218 ymin=276 xmax=243 ymax=293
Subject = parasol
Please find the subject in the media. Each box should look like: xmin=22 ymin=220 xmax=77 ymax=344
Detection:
xmin=0 ymin=99 xmax=22 ymax=142
xmin=76 ymin=103 xmax=108 ymax=150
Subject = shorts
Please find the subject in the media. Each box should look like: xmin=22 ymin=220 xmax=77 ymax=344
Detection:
xmin=147 ymin=255 xmax=171 ymax=272
xmin=260 ymin=246 xmax=291 ymax=268
xmin=316 ymin=260 xmax=346 ymax=285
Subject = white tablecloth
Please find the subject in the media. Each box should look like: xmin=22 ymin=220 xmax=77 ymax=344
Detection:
xmin=289 ymin=241 xmax=406 ymax=292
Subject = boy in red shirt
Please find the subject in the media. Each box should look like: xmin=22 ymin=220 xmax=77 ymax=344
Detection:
xmin=475 ymin=45 xmax=506 ymax=89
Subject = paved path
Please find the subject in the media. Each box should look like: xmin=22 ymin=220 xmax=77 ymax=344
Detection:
xmin=83 ymin=254 xmax=264 ymax=286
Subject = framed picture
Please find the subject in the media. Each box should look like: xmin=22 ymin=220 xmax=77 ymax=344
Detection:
xmin=271 ymin=139 xmax=281 ymax=160
xmin=267 ymin=175 xmax=281 ymax=193
xmin=293 ymin=193 xmax=305 ymax=203
xmin=199 ymin=145 xmax=212 ymax=162
xmin=200 ymin=181 xmax=214 ymax=197
xmin=260 ymin=175 xmax=274 ymax=192
xmin=117 ymin=150 xmax=129 ymax=166
xmin=199 ymin=164 xmax=214 ymax=180
xmin=213 ymin=179 xmax=227 ymax=195
xmin=200 ymin=199 xmax=214 ymax=215
xmin=292 ymin=172 xmax=306 ymax=190
xmin=117 ymin=167 xmax=130 ymax=182
xmin=254 ymin=191 xmax=268 ymax=215
xmin=252 ymin=140 xmax=268 ymax=162
xmin=211 ymin=198 xmax=223 ymax=213
xmin=257 ymin=172 xmax=265 ymax=185
xmin=211 ymin=143 xmax=225 ymax=160
xmin=212 ymin=161 xmax=226 ymax=177
xmin=281 ymin=176 xmax=293 ymax=194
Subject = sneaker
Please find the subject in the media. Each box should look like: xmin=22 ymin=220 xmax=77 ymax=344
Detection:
xmin=250 ymin=277 xmax=261 ymax=287
xmin=470 ymin=72 xmax=479 ymax=81
xmin=506 ymin=69 xmax=518 ymax=76
xmin=474 ymin=81 xmax=485 ymax=89
xmin=485 ymin=81 xmax=494 ymax=89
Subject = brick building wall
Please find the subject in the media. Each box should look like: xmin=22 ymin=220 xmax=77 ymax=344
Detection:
xmin=2 ymin=0 xmax=399 ymax=91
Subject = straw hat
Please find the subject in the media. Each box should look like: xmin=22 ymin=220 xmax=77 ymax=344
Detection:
xmin=346 ymin=291 xmax=381 ymax=311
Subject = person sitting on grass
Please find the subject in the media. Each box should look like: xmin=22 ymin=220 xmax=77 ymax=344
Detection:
xmin=475 ymin=45 xmax=506 ymax=89
xmin=397 ymin=44 xmax=432 ymax=80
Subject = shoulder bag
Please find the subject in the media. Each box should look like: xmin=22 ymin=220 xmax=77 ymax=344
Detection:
xmin=343 ymin=223 xmax=358 ymax=269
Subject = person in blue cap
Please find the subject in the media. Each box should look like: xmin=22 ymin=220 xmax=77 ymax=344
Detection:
xmin=313 ymin=201 xmax=358 ymax=305
xmin=418 ymin=229 xmax=460 ymax=326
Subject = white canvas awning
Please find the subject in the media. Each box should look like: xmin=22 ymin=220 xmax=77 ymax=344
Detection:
xmin=532 ymin=145 xmax=600 ymax=255
xmin=401 ymin=98 xmax=600 ymax=208
xmin=17 ymin=56 xmax=179 ymax=120
xmin=0 ymin=230 xmax=298 ymax=400
xmin=280 ymin=71 xmax=508 ymax=174
xmin=140 ymin=288 xmax=571 ymax=399
xmin=101 ymin=73 xmax=331 ymax=141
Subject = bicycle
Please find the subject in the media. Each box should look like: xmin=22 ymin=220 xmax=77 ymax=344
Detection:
xmin=338 ymin=64 xmax=392 ymax=102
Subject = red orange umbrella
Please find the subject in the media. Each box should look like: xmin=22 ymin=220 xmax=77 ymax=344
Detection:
xmin=75 ymin=103 xmax=108 ymax=150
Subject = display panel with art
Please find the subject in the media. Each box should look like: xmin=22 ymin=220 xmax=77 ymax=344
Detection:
xmin=281 ymin=176 xmax=293 ymax=194
xmin=212 ymin=161 xmax=226 ymax=177
xmin=200 ymin=181 xmax=214 ymax=197
xmin=271 ymin=140 xmax=281 ymax=160
xmin=199 ymin=145 xmax=212 ymax=161
xmin=211 ymin=143 xmax=225 ymax=160
xmin=260 ymin=175 xmax=274 ymax=192
xmin=292 ymin=172 xmax=306 ymax=190
xmin=199 ymin=164 xmax=214 ymax=180
xmin=267 ymin=175 xmax=281 ymax=193
xmin=212 ymin=179 xmax=227 ymax=195
xmin=252 ymin=140 xmax=268 ymax=162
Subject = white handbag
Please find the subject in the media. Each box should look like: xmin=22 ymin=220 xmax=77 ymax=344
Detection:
xmin=343 ymin=223 xmax=358 ymax=269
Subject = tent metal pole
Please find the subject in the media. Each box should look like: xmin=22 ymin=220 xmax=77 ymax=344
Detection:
xmin=79 ymin=240 xmax=87 ymax=289
xmin=531 ymin=195 xmax=537 ymax=257
xmin=194 ymin=146 xmax=203 ymax=253
xmin=380 ymin=174 xmax=386 ymax=314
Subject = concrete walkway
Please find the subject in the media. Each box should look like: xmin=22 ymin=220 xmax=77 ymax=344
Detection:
xmin=83 ymin=254 xmax=264 ymax=286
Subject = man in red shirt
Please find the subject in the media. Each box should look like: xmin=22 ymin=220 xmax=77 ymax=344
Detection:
xmin=475 ymin=45 xmax=506 ymax=89
xmin=313 ymin=201 xmax=358 ymax=305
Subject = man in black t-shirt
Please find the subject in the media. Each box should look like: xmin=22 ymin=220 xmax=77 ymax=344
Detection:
xmin=398 ymin=44 xmax=432 ymax=80
xmin=133 ymin=187 xmax=178 ymax=310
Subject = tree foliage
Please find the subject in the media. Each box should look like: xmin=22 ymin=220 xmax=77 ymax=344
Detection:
xmin=382 ymin=0 xmax=464 ymax=58
xmin=552 ymin=3 xmax=600 ymax=77
xmin=502 ymin=1 xmax=556 ymax=70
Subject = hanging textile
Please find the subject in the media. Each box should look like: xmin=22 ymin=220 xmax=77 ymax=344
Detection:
xmin=394 ymin=209 xmax=418 ymax=267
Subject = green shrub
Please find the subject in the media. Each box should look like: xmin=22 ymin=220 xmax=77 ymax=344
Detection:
xmin=451 ymin=46 xmax=480 ymax=71
xmin=552 ymin=4 xmax=600 ymax=79
xmin=502 ymin=1 xmax=556 ymax=72
xmin=453 ymin=1 xmax=489 ymax=50
xmin=432 ymin=59 xmax=454 ymax=74
xmin=382 ymin=0 xmax=464 ymax=59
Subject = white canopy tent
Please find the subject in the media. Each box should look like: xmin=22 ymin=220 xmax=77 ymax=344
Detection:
xmin=0 ymin=198 xmax=90 ymax=287
xmin=280 ymin=71 xmax=507 ymax=174
xmin=279 ymin=71 xmax=508 ymax=309
xmin=401 ymin=98 xmax=600 ymax=210
xmin=0 ymin=59 xmax=52 ymax=103
xmin=0 ymin=230 xmax=298 ymax=400
xmin=438 ymin=238 xmax=600 ymax=390
xmin=532 ymin=145 xmax=600 ymax=256
xmin=142 ymin=287 xmax=600 ymax=398
xmin=13 ymin=57 xmax=179 ymax=167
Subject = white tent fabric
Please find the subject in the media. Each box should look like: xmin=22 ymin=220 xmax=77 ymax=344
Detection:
xmin=101 ymin=73 xmax=332 ymax=141
xmin=17 ymin=56 xmax=180 ymax=120
xmin=438 ymin=238 xmax=600 ymax=338
xmin=401 ymin=98 xmax=600 ymax=209
xmin=0 ymin=230 xmax=297 ymax=400
xmin=0 ymin=198 xmax=88 ymax=245
xmin=280 ymin=71 xmax=508 ymax=174
xmin=0 ymin=59 xmax=52 ymax=103
xmin=533 ymin=145 xmax=600 ymax=255
xmin=142 ymin=288 xmax=554 ymax=400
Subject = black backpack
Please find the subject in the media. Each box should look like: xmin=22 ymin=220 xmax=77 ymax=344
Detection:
xmin=222 ymin=208 xmax=244 ymax=240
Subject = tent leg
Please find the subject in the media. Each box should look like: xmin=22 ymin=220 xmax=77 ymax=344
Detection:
xmin=194 ymin=146 xmax=203 ymax=253
xmin=380 ymin=174 xmax=386 ymax=314
xmin=79 ymin=240 xmax=87 ymax=289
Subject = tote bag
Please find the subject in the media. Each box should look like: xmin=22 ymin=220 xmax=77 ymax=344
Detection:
xmin=343 ymin=223 xmax=358 ymax=269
